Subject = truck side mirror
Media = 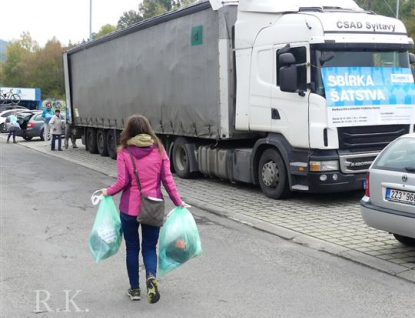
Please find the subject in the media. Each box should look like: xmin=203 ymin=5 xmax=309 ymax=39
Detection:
xmin=409 ymin=53 xmax=415 ymax=64
xmin=280 ymin=66 xmax=298 ymax=93
xmin=279 ymin=53 xmax=296 ymax=66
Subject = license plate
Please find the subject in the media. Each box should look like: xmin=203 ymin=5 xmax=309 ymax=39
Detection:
xmin=385 ymin=188 xmax=415 ymax=205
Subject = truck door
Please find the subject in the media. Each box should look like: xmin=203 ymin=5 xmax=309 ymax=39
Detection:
xmin=272 ymin=44 xmax=310 ymax=149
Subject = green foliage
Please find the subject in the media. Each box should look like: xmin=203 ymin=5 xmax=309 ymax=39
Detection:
xmin=356 ymin=0 xmax=415 ymax=52
xmin=2 ymin=33 xmax=65 ymax=99
xmin=117 ymin=10 xmax=143 ymax=29
xmin=95 ymin=24 xmax=117 ymax=39
xmin=139 ymin=0 xmax=196 ymax=20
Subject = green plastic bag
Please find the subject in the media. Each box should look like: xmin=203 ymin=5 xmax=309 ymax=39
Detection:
xmin=159 ymin=207 xmax=202 ymax=276
xmin=89 ymin=195 xmax=122 ymax=263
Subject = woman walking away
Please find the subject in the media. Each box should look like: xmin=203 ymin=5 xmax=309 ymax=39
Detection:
xmin=6 ymin=111 xmax=19 ymax=144
xmin=101 ymin=114 xmax=186 ymax=304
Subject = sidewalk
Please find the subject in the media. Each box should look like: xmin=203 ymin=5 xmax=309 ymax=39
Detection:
xmin=3 ymin=136 xmax=414 ymax=283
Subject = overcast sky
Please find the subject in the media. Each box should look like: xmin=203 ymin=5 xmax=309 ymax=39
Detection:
xmin=0 ymin=0 xmax=141 ymax=47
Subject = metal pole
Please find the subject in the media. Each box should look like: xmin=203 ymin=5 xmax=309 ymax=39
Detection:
xmin=396 ymin=0 xmax=400 ymax=19
xmin=89 ymin=0 xmax=92 ymax=40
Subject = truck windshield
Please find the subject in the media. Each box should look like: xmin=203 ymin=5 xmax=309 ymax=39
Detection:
xmin=312 ymin=50 xmax=411 ymax=97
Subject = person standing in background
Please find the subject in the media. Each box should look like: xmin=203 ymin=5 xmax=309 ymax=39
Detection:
xmin=49 ymin=109 xmax=63 ymax=151
xmin=41 ymin=101 xmax=54 ymax=141
xmin=6 ymin=111 xmax=19 ymax=144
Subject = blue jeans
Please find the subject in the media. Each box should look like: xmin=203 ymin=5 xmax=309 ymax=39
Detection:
xmin=51 ymin=134 xmax=62 ymax=150
xmin=120 ymin=212 xmax=160 ymax=289
xmin=7 ymin=129 xmax=16 ymax=142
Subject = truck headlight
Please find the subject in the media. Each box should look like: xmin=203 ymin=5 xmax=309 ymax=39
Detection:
xmin=310 ymin=160 xmax=339 ymax=172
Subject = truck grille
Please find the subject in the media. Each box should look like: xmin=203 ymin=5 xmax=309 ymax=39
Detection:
xmin=339 ymin=153 xmax=379 ymax=174
xmin=338 ymin=125 xmax=409 ymax=152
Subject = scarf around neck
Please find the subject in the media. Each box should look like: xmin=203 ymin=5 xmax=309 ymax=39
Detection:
xmin=127 ymin=134 xmax=154 ymax=147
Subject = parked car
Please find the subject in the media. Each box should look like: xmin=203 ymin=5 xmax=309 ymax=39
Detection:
xmin=15 ymin=110 xmax=66 ymax=141
xmin=360 ymin=134 xmax=415 ymax=246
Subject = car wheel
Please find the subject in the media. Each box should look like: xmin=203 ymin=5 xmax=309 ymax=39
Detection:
xmin=23 ymin=136 xmax=32 ymax=141
xmin=87 ymin=128 xmax=98 ymax=154
xmin=0 ymin=123 xmax=6 ymax=133
xmin=258 ymin=148 xmax=291 ymax=199
xmin=40 ymin=128 xmax=45 ymax=141
xmin=393 ymin=234 xmax=415 ymax=246
xmin=97 ymin=129 xmax=108 ymax=157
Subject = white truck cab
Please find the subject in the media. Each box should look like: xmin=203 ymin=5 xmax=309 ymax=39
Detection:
xmin=223 ymin=0 xmax=415 ymax=198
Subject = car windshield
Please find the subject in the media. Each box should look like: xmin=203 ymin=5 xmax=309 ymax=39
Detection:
xmin=312 ymin=49 xmax=411 ymax=96
xmin=373 ymin=137 xmax=415 ymax=173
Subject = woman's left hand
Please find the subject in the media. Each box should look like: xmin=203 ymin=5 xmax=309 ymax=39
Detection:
xmin=101 ymin=188 xmax=108 ymax=196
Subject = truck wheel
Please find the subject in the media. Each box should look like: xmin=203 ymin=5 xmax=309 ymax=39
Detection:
xmin=106 ymin=130 xmax=117 ymax=160
xmin=393 ymin=234 xmax=415 ymax=246
xmin=97 ymin=129 xmax=108 ymax=157
xmin=258 ymin=148 xmax=291 ymax=199
xmin=87 ymin=128 xmax=98 ymax=154
xmin=172 ymin=137 xmax=194 ymax=179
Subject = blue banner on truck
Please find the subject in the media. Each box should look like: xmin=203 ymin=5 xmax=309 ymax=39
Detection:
xmin=321 ymin=67 xmax=415 ymax=127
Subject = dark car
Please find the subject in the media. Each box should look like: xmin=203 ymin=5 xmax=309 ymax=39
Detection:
xmin=16 ymin=110 xmax=65 ymax=141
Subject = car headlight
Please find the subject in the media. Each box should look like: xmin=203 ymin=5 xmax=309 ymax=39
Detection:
xmin=310 ymin=160 xmax=339 ymax=172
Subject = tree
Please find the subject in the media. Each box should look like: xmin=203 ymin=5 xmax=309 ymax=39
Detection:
xmin=2 ymin=34 xmax=65 ymax=99
xmin=34 ymin=38 xmax=65 ymax=98
xmin=95 ymin=24 xmax=117 ymax=39
xmin=139 ymin=0 xmax=196 ymax=20
xmin=355 ymin=0 xmax=415 ymax=52
xmin=117 ymin=10 xmax=143 ymax=29
xmin=2 ymin=32 xmax=39 ymax=87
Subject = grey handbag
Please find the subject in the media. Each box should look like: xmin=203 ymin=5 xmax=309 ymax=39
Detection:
xmin=128 ymin=147 xmax=166 ymax=227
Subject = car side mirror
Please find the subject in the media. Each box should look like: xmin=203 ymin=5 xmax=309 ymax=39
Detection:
xmin=280 ymin=66 xmax=298 ymax=93
xmin=409 ymin=53 xmax=415 ymax=64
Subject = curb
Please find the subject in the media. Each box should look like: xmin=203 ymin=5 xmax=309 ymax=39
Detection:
xmin=183 ymin=197 xmax=415 ymax=284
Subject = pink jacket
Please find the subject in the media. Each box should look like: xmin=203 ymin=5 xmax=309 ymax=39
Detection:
xmin=107 ymin=145 xmax=182 ymax=216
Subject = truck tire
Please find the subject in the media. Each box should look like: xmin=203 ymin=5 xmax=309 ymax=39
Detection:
xmin=258 ymin=148 xmax=291 ymax=199
xmin=87 ymin=128 xmax=98 ymax=154
xmin=172 ymin=137 xmax=194 ymax=179
xmin=106 ymin=130 xmax=117 ymax=160
xmin=97 ymin=129 xmax=108 ymax=157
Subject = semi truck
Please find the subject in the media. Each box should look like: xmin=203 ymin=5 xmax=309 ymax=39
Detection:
xmin=63 ymin=0 xmax=415 ymax=199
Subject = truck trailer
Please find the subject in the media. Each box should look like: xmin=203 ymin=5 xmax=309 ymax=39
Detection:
xmin=63 ymin=0 xmax=415 ymax=199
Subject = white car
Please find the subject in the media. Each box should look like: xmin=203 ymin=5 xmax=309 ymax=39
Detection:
xmin=360 ymin=134 xmax=415 ymax=246
xmin=0 ymin=109 xmax=18 ymax=133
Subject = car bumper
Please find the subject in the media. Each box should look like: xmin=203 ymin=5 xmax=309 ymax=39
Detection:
xmin=360 ymin=197 xmax=415 ymax=239
xmin=16 ymin=129 xmax=40 ymax=137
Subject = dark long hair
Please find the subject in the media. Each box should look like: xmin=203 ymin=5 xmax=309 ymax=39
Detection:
xmin=118 ymin=114 xmax=164 ymax=153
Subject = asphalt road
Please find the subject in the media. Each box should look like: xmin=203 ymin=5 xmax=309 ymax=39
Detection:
xmin=1 ymin=141 xmax=415 ymax=318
